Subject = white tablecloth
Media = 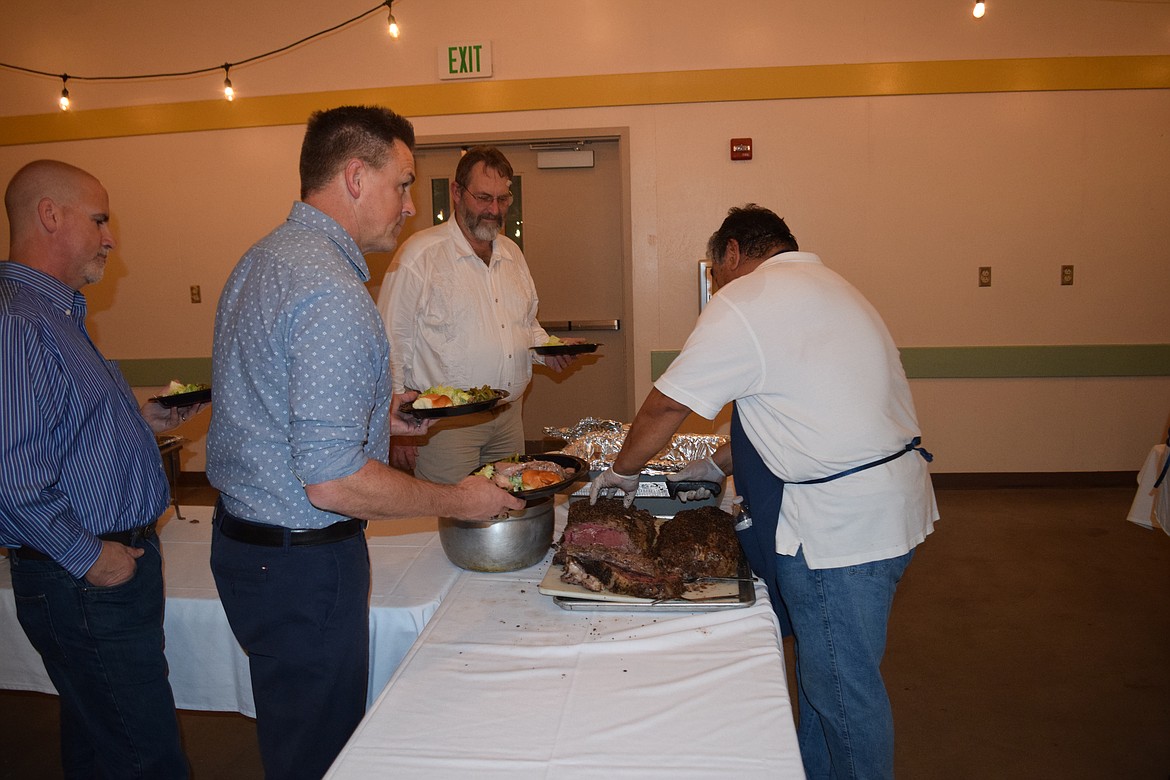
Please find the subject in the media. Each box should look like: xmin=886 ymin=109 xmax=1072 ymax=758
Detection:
xmin=326 ymin=501 xmax=804 ymax=779
xmin=0 ymin=506 xmax=460 ymax=715
xmin=1127 ymin=443 xmax=1168 ymax=533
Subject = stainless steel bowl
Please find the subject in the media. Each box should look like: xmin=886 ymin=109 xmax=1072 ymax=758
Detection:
xmin=437 ymin=498 xmax=554 ymax=572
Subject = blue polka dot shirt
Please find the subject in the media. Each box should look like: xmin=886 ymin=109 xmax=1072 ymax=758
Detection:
xmin=208 ymin=202 xmax=391 ymax=528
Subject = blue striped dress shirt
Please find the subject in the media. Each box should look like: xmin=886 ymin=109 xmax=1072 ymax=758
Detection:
xmin=0 ymin=260 xmax=169 ymax=577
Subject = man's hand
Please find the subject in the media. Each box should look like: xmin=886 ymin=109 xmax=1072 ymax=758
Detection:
xmin=588 ymin=467 xmax=640 ymax=507
xmin=142 ymin=399 xmax=210 ymax=433
xmin=451 ymin=476 xmax=525 ymax=520
xmin=390 ymin=441 xmax=419 ymax=472
xmin=540 ymin=337 xmax=586 ymax=373
xmin=391 ymin=391 xmax=435 ymax=437
xmin=544 ymin=354 xmax=574 ymax=373
xmin=83 ymin=540 xmax=144 ymax=587
xmin=666 ymin=456 xmax=726 ymax=502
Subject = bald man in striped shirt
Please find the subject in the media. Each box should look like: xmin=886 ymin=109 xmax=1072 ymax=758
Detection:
xmin=0 ymin=160 xmax=193 ymax=778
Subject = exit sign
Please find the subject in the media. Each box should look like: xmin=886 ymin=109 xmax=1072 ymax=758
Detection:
xmin=439 ymin=42 xmax=493 ymax=80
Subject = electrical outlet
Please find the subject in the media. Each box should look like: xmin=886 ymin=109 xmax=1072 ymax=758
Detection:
xmin=978 ymin=267 xmax=991 ymax=287
xmin=1061 ymin=265 xmax=1074 ymax=285
xmin=190 ymin=285 xmax=201 ymax=303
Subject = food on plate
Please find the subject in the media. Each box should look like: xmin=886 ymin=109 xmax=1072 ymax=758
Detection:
xmin=553 ymin=500 xmax=742 ymax=600
xmin=554 ymin=499 xmax=684 ymax=600
xmin=411 ymin=385 xmax=495 ymax=409
xmin=542 ymin=335 xmax=567 ymax=347
xmin=476 ymin=457 xmax=572 ymax=492
xmin=655 ymin=506 xmax=740 ymax=579
xmin=164 ymin=380 xmax=209 ymax=395
xmin=413 ymin=393 xmax=454 ymax=409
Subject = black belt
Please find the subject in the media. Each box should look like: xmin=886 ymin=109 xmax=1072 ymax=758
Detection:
xmin=214 ymin=504 xmax=363 ymax=547
xmin=12 ymin=522 xmax=158 ymax=561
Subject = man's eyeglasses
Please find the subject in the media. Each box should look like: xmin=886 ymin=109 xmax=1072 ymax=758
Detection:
xmin=458 ymin=184 xmax=513 ymax=208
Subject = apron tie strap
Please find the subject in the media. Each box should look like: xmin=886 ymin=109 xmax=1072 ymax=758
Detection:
xmin=796 ymin=437 xmax=933 ymax=485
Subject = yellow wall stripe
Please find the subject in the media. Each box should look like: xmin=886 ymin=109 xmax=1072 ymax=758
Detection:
xmin=3 ymin=55 xmax=1167 ymax=146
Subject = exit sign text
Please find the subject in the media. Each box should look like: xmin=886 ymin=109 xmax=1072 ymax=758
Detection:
xmin=439 ymin=42 xmax=493 ymax=80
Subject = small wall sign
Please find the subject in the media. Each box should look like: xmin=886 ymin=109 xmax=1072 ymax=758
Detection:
xmin=439 ymin=42 xmax=493 ymax=80
xmin=730 ymin=138 xmax=753 ymax=161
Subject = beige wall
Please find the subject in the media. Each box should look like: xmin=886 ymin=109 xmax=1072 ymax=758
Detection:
xmin=2 ymin=1 xmax=1168 ymax=473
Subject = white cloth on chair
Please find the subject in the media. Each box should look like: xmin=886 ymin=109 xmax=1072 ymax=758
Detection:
xmin=1127 ymin=444 xmax=1167 ymax=533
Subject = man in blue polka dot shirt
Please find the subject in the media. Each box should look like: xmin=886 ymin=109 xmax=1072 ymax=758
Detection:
xmin=207 ymin=105 xmax=524 ymax=779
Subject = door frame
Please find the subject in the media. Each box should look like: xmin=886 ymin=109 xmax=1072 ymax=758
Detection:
xmin=410 ymin=126 xmax=636 ymax=426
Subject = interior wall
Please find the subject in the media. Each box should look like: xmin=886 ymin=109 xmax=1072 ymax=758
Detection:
xmin=1 ymin=1 xmax=1168 ymax=474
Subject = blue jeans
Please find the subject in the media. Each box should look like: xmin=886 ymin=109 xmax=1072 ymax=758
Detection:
xmin=10 ymin=535 xmax=189 ymax=779
xmin=775 ymin=547 xmax=914 ymax=780
xmin=211 ymin=523 xmax=370 ymax=780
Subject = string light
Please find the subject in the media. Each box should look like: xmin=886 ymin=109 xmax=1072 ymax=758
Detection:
xmin=0 ymin=2 xmax=403 ymax=111
xmin=973 ymin=1 xmax=986 ymax=19
xmin=386 ymin=1 xmax=400 ymax=38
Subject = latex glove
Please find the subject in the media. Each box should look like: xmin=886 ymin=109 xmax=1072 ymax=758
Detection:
xmin=588 ymin=467 xmax=641 ymax=507
xmin=666 ymin=456 xmax=725 ymax=502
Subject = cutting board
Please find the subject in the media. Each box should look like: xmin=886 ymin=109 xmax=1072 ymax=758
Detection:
xmin=538 ymin=562 xmax=743 ymax=605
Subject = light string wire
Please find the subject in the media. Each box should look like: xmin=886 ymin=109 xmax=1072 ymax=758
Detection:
xmin=0 ymin=1 xmax=393 ymax=83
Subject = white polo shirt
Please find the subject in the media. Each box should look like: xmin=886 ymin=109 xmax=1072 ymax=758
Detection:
xmin=655 ymin=252 xmax=938 ymax=568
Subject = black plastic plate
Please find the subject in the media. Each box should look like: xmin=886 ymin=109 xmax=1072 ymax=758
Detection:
xmin=152 ymin=387 xmax=211 ymax=408
xmin=401 ymin=389 xmax=509 ymax=419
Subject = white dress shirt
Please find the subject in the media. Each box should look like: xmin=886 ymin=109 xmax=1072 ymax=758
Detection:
xmin=377 ymin=218 xmax=550 ymax=400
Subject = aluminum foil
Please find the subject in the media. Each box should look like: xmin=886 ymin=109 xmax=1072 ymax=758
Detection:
xmin=544 ymin=418 xmax=727 ymax=474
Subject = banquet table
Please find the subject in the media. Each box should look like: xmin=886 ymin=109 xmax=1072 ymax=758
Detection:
xmin=325 ymin=500 xmax=805 ymax=779
xmin=0 ymin=506 xmax=459 ymax=715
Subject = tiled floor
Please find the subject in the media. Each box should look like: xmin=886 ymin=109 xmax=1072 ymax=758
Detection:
xmin=2 ymin=486 xmax=1167 ymax=778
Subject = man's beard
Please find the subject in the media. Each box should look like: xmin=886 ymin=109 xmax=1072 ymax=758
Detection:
xmin=82 ymin=255 xmax=107 ymax=286
xmin=460 ymin=203 xmax=503 ymax=243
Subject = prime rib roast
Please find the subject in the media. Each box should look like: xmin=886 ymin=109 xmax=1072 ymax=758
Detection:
xmin=554 ymin=498 xmax=741 ymax=600
xmin=656 ymin=506 xmax=740 ymax=579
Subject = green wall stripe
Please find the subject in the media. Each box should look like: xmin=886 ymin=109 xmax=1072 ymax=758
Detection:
xmin=898 ymin=345 xmax=1170 ymax=379
xmin=116 ymin=358 xmax=212 ymax=386
xmin=116 ymin=345 xmax=1170 ymax=386
xmin=650 ymin=344 xmax=1170 ymax=382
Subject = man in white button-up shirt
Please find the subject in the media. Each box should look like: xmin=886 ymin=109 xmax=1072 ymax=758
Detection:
xmin=377 ymin=147 xmax=575 ymax=483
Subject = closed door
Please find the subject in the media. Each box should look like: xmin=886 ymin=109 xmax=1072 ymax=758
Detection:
xmin=370 ymin=139 xmax=629 ymax=445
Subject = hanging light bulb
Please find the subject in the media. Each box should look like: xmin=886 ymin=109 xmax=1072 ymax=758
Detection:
xmin=973 ymin=1 xmax=986 ymax=19
xmin=385 ymin=1 xmax=400 ymax=38
xmin=58 ymin=75 xmax=70 ymax=111
xmin=222 ymin=65 xmax=235 ymax=101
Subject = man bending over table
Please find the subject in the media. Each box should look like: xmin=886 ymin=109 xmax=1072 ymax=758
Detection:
xmin=592 ymin=204 xmax=938 ymax=779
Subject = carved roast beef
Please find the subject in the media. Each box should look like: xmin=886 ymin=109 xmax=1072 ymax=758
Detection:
xmin=556 ymin=499 xmax=683 ymax=600
xmin=556 ymin=498 xmax=741 ymax=600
